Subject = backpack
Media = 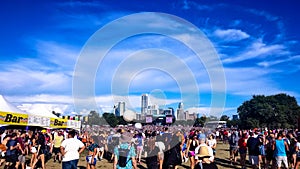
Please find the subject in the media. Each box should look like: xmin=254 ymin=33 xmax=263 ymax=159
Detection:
xmin=118 ymin=146 xmax=131 ymax=167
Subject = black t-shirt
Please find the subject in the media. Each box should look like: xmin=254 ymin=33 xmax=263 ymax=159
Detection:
xmin=247 ymin=137 xmax=260 ymax=156
xmin=36 ymin=134 xmax=46 ymax=150
xmin=146 ymin=146 xmax=159 ymax=167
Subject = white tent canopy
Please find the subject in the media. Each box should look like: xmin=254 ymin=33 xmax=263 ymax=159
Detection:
xmin=0 ymin=95 xmax=27 ymax=114
xmin=18 ymin=103 xmax=59 ymax=118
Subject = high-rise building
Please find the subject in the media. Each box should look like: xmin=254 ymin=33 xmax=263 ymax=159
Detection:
xmin=177 ymin=102 xmax=185 ymax=120
xmin=147 ymin=104 xmax=159 ymax=115
xmin=115 ymin=102 xmax=125 ymax=117
xmin=141 ymin=94 xmax=148 ymax=116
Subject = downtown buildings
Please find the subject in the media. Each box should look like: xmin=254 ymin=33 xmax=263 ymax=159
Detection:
xmin=113 ymin=93 xmax=199 ymax=123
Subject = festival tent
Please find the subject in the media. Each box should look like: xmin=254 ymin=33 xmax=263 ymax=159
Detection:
xmin=0 ymin=95 xmax=27 ymax=114
xmin=25 ymin=104 xmax=59 ymax=118
xmin=17 ymin=103 xmax=69 ymax=128
xmin=0 ymin=95 xmax=28 ymax=126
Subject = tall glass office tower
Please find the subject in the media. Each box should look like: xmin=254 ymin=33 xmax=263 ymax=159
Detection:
xmin=141 ymin=94 xmax=148 ymax=115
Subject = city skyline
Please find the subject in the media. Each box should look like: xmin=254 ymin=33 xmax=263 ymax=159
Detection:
xmin=0 ymin=1 xmax=299 ymax=118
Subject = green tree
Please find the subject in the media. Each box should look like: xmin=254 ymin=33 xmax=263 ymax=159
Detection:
xmin=220 ymin=115 xmax=230 ymax=121
xmin=87 ymin=110 xmax=101 ymax=125
xmin=103 ymin=113 xmax=118 ymax=127
xmin=237 ymin=93 xmax=300 ymax=129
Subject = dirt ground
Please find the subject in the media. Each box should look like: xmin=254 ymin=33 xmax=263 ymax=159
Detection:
xmin=33 ymin=141 xmax=248 ymax=169
xmin=6 ymin=142 xmax=250 ymax=169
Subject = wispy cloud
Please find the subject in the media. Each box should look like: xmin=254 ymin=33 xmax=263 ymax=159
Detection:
xmin=213 ymin=29 xmax=250 ymax=42
xmin=223 ymin=39 xmax=288 ymax=63
xmin=257 ymin=55 xmax=300 ymax=67
xmin=247 ymin=9 xmax=279 ymax=22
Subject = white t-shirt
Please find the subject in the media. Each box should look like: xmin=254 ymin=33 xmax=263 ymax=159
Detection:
xmin=61 ymin=138 xmax=84 ymax=162
xmin=207 ymin=139 xmax=217 ymax=148
xmin=155 ymin=141 xmax=165 ymax=152
xmin=297 ymin=142 xmax=300 ymax=150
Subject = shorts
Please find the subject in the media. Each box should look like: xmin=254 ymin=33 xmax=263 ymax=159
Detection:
xmin=38 ymin=148 xmax=47 ymax=155
xmin=31 ymin=147 xmax=37 ymax=153
xmin=0 ymin=152 xmax=5 ymax=159
xmin=137 ymin=146 xmax=143 ymax=152
xmin=158 ymin=152 xmax=164 ymax=160
xmin=18 ymin=155 xmax=26 ymax=163
xmin=188 ymin=151 xmax=195 ymax=157
xmin=6 ymin=154 xmax=18 ymax=163
xmin=230 ymin=147 xmax=238 ymax=156
xmin=182 ymin=143 xmax=187 ymax=152
xmin=275 ymin=156 xmax=288 ymax=168
xmin=249 ymin=155 xmax=259 ymax=165
xmin=86 ymin=155 xmax=97 ymax=165
xmin=53 ymin=147 xmax=61 ymax=154
xmin=239 ymin=148 xmax=247 ymax=154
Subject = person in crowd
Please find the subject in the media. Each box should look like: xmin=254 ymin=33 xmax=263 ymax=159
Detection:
xmin=97 ymin=131 xmax=106 ymax=161
xmin=288 ymin=135 xmax=297 ymax=169
xmin=215 ymin=130 xmax=220 ymax=141
xmin=31 ymin=131 xmax=47 ymax=169
xmin=265 ymin=133 xmax=276 ymax=169
xmin=247 ymin=131 xmax=260 ymax=169
xmin=135 ymin=132 xmax=144 ymax=165
xmin=258 ymin=134 xmax=266 ymax=169
xmin=194 ymin=146 xmax=218 ymax=169
xmin=113 ymin=132 xmax=137 ymax=169
xmin=229 ymin=129 xmax=239 ymax=165
xmin=80 ymin=131 xmax=89 ymax=146
xmin=53 ymin=130 xmax=64 ymax=163
xmin=29 ymin=132 xmax=38 ymax=168
xmin=273 ymin=132 xmax=289 ymax=169
xmin=195 ymin=135 xmax=214 ymax=164
xmin=294 ymin=136 xmax=300 ymax=169
xmin=0 ymin=135 xmax=9 ymax=166
xmin=238 ymin=132 xmax=248 ymax=169
xmin=145 ymin=136 xmax=159 ymax=169
xmin=60 ymin=130 xmax=86 ymax=169
xmin=155 ymin=134 xmax=165 ymax=169
xmin=16 ymin=131 xmax=26 ymax=169
xmin=4 ymin=133 xmax=19 ymax=169
xmin=86 ymin=136 xmax=99 ymax=169
xmin=163 ymin=133 xmax=182 ymax=169
xmin=207 ymin=134 xmax=217 ymax=156
xmin=162 ymin=127 xmax=172 ymax=150
xmin=223 ymin=130 xmax=228 ymax=144
xmin=186 ymin=134 xmax=199 ymax=169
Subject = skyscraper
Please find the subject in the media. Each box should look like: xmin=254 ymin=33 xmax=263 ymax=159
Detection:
xmin=115 ymin=101 xmax=125 ymax=117
xmin=141 ymin=94 xmax=148 ymax=114
xmin=141 ymin=94 xmax=148 ymax=120
xmin=177 ymin=102 xmax=185 ymax=120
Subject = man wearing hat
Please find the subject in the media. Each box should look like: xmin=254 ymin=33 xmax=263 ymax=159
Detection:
xmin=194 ymin=146 xmax=218 ymax=169
xmin=113 ymin=132 xmax=137 ymax=169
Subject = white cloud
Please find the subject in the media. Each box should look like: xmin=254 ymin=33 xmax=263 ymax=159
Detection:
xmin=213 ymin=29 xmax=250 ymax=41
xmin=247 ymin=9 xmax=279 ymax=22
xmin=258 ymin=55 xmax=300 ymax=67
xmin=223 ymin=39 xmax=288 ymax=63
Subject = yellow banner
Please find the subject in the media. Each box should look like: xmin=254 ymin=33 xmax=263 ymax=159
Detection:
xmin=50 ymin=118 xmax=67 ymax=128
xmin=0 ymin=111 xmax=28 ymax=126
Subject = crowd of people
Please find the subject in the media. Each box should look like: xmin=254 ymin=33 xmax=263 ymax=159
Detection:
xmin=0 ymin=125 xmax=300 ymax=169
xmin=223 ymin=128 xmax=300 ymax=169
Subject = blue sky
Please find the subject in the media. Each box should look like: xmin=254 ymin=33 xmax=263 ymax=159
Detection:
xmin=0 ymin=0 xmax=299 ymax=118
